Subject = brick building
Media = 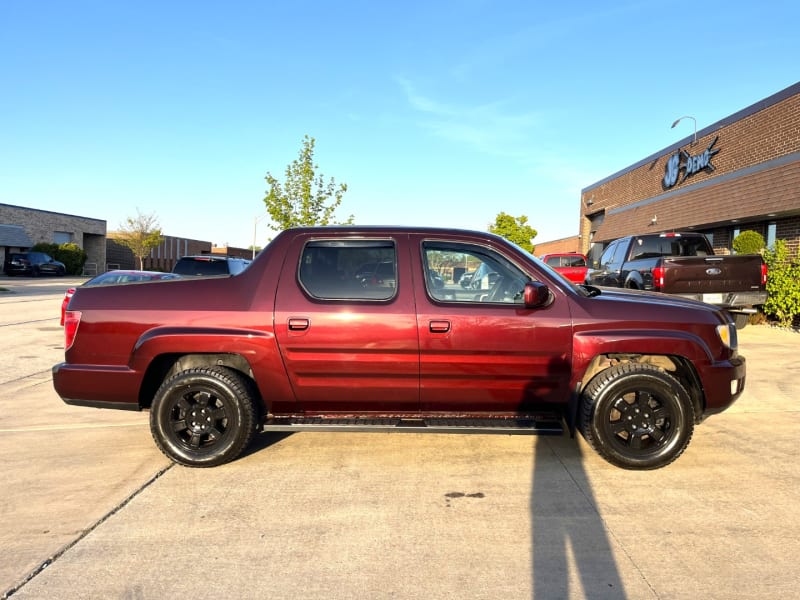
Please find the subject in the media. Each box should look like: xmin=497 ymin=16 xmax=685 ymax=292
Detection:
xmin=578 ymin=81 xmax=800 ymax=264
xmin=106 ymin=234 xmax=213 ymax=271
xmin=0 ymin=203 xmax=106 ymax=273
xmin=106 ymin=235 xmax=253 ymax=272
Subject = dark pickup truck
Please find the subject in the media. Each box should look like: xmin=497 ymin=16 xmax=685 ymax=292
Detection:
xmin=585 ymin=232 xmax=767 ymax=329
xmin=53 ymin=226 xmax=745 ymax=470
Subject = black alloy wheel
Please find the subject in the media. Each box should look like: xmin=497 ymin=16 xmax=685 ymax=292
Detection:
xmin=579 ymin=362 xmax=695 ymax=470
xmin=150 ymin=366 xmax=258 ymax=467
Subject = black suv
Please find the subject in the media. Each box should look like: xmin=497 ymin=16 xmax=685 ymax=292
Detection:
xmin=171 ymin=255 xmax=251 ymax=276
xmin=4 ymin=252 xmax=66 ymax=276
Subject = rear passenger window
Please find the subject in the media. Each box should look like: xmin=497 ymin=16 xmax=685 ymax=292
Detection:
xmin=299 ymin=240 xmax=397 ymax=300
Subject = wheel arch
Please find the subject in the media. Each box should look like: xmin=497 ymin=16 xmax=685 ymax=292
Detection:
xmin=623 ymin=271 xmax=643 ymax=289
xmin=567 ymin=330 xmax=712 ymax=433
xmin=130 ymin=326 xmax=295 ymax=416
xmin=139 ymin=352 xmax=259 ymax=410
xmin=577 ymin=353 xmax=704 ymax=423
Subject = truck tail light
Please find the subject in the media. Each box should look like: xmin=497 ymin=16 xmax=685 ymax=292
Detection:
xmin=761 ymin=262 xmax=768 ymax=286
xmin=64 ymin=311 xmax=82 ymax=350
xmin=652 ymin=266 xmax=665 ymax=291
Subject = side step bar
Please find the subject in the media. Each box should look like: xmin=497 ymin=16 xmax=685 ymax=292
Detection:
xmin=262 ymin=415 xmax=564 ymax=436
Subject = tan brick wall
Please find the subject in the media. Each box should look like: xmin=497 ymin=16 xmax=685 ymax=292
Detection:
xmin=534 ymin=236 xmax=582 ymax=257
xmin=0 ymin=203 xmax=107 ymax=271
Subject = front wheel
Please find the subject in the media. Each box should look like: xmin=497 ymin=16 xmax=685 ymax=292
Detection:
xmin=150 ymin=366 xmax=258 ymax=467
xmin=579 ymin=363 xmax=695 ymax=470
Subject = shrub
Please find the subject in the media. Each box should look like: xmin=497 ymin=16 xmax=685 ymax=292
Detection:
xmin=762 ymin=240 xmax=800 ymax=327
xmin=31 ymin=242 xmax=88 ymax=275
xmin=732 ymin=230 xmax=765 ymax=255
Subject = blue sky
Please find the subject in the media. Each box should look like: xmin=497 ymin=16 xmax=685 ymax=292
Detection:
xmin=2 ymin=1 xmax=798 ymax=249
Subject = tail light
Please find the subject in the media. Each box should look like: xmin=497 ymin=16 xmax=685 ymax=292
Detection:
xmin=652 ymin=266 xmax=665 ymax=291
xmin=761 ymin=262 xmax=768 ymax=286
xmin=64 ymin=311 xmax=82 ymax=350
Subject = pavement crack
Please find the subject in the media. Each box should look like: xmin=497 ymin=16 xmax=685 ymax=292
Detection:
xmin=2 ymin=464 xmax=174 ymax=599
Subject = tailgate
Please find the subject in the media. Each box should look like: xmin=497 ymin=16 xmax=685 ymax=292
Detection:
xmin=661 ymin=255 xmax=764 ymax=294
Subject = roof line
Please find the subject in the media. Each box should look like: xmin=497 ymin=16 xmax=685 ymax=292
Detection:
xmin=582 ymin=80 xmax=800 ymax=193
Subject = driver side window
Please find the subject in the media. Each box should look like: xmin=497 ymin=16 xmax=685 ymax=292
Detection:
xmin=422 ymin=242 xmax=530 ymax=304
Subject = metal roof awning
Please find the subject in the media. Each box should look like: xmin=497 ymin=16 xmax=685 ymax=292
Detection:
xmin=0 ymin=224 xmax=35 ymax=248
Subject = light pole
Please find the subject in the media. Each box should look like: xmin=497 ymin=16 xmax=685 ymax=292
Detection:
xmin=671 ymin=115 xmax=697 ymax=145
xmin=253 ymin=211 xmax=271 ymax=259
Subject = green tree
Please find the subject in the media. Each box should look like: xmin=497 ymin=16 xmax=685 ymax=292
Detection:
xmin=263 ymin=135 xmax=352 ymax=231
xmin=488 ymin=213 xmax=537 ymax=253
xmin=115 ymin=210 xmax=164 ymax=269
xmin=732 ymin=230 xmax=766 ymax=255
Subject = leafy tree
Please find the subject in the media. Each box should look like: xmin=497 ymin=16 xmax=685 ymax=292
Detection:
xmin=114 ymin=210 xmax=164 ymax=269
xmin=732 ymin=230 xmax=766 ymax=255
xmin=263 ymin=135 xmax=352 ymax=231
xmin=488 ymin=213 xmax=537 ymax=253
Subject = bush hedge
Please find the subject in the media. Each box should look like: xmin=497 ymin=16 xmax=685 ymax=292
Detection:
xmin=732 ymin=230 xmax=766 ymax=255
xmin=762 ymin=240 xmax=800 ymax=328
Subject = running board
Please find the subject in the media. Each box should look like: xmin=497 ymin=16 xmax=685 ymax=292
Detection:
xmin=262 ymin=415 xmax=564 ymax=436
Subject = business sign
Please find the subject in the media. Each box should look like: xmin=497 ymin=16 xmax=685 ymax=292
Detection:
xmin=663 ymin=136 xmax=720 ymax=189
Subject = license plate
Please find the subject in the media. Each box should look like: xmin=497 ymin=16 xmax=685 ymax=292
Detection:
xmin=702 ymin=293 xmax=723 ymax=304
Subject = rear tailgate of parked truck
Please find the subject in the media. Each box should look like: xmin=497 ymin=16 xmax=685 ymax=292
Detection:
xmin=660 ymin=254 xmax=765 ymax=299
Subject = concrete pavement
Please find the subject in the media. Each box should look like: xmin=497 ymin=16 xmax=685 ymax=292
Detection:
xmin=1 ymin=277 xmax=798 ymax=599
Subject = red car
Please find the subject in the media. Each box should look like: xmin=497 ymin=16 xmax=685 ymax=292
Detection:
xmin=60 ymin=270 xmax=179 ymax=325
xmin=540 ymin=253 xmax=589 ymax=284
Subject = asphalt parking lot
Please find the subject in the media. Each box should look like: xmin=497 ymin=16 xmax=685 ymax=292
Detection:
xmin=1 ymin=275 xmax=798 ymax=599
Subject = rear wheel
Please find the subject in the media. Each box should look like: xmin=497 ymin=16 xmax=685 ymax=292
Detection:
xmin=150 ymin=366 xmax=258 ymax=467
xmin=579 ymin=363 xmax=694 ymax=470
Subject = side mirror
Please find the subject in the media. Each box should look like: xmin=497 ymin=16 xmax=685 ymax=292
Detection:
xmin=523 ymin=282 xmax=551 ymax=309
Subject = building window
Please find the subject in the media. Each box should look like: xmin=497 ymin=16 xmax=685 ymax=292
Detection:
xmin=731 ymin=227 xmax=741 ymax=252
xmin=53 ymin=231 xmax=72 ymax=244
xmin=767 ymin=222 xmax=777 ymax=248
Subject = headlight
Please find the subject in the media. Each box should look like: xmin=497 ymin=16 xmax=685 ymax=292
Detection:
xmin=716 ymin=323 xmax=737 ymax=350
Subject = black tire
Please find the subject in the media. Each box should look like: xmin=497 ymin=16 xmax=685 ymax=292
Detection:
xmin=150 ymin=366 xmax=258 ymax=467
xmin=579 ymin=363 xmax=695 ymax=470
xmin=731 ymin=313 xmax=749 ymax=330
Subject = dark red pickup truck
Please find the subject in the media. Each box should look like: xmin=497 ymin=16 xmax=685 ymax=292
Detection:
xmin=53 ymin=227 xmax=746 ymax=470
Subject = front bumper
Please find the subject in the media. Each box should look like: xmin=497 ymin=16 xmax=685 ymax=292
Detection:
xmin=700 ymin=354 xmax=746 ymax=418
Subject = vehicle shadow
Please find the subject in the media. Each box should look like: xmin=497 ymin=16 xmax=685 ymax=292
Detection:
xmin=531 ymin=434 xmax=626 ymax=599
xmin=242 ymin=431 xmax=295 ymax=458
